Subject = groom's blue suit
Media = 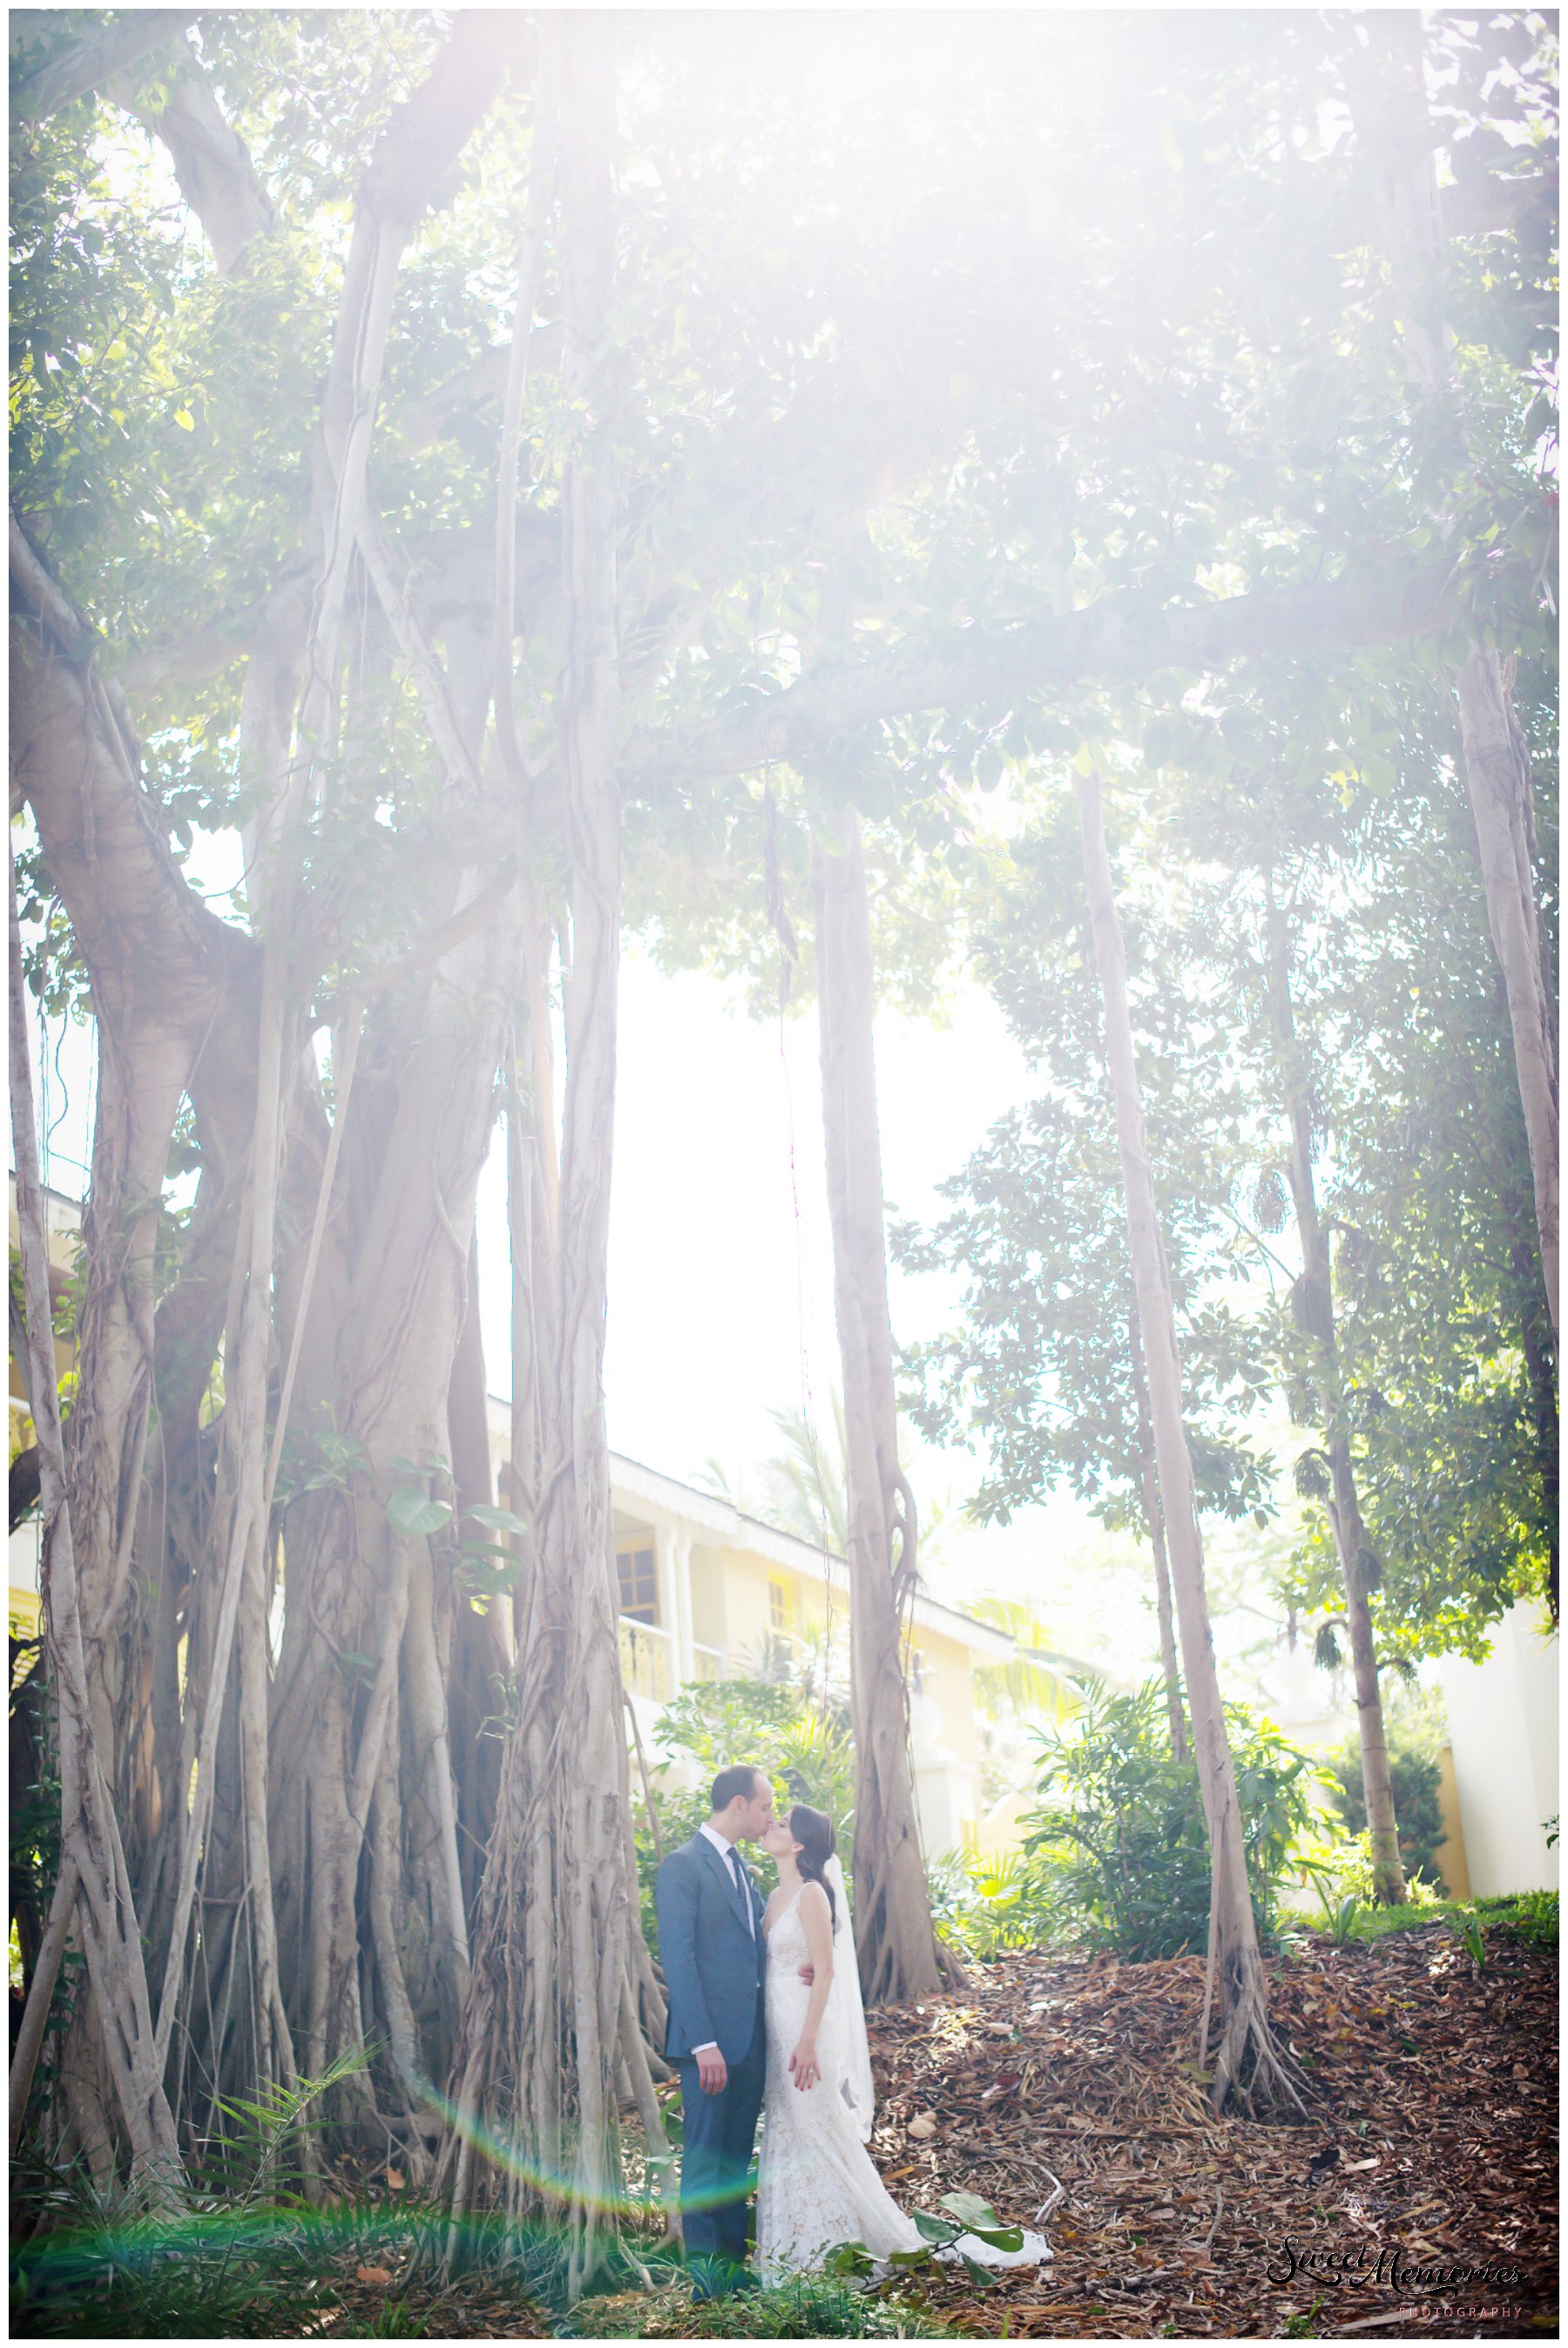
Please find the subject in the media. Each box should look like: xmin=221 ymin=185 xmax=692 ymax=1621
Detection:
xmin=656 ymin=1831 xmax=767 ymax=2290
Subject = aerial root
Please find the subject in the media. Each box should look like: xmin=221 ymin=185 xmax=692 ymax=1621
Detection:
xmin=1209 ymin=1972 xmax=1311 ymax=2121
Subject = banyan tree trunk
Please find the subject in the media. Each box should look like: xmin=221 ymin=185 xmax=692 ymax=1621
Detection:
xmin=9 ymin=856 xmax=183 ymax=2189
xmin=1262 ymin=900 xmax=1405 ymax=1904
xmin=811 ymin=803 xmax=956 ymax=2006
xmin=1077 ymin=772 xmax=1302 ymax=2116
xmin=442 ymin=21 xmax=667 ymax=2293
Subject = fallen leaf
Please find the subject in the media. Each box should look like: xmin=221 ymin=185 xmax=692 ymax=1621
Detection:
xmin=907 ymin=2112 xmax=937 ymax=2138
xmin=356 ymin=2263 xmax=394 ymax=2286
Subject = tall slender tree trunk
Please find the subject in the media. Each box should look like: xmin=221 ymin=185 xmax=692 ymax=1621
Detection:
xmin=1347 ymin=20 xmax=1558 ymax=1339
xmin=1262 ymin=900 xmax=1405 ymax=1904
xmin=1128 ymin=1311 xmax=1186 ymax=1758
xmin=1076 ymin=773 xmax=1301 ymax=2115
xmin=443 ymin=24 xmax=667 ymax=2290
xmin=811 ymin=805 xmax=956 ymax=2005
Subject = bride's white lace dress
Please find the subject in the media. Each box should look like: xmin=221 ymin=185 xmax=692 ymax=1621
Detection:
xmin=754 ymin=1883 xmax=1050 ymax=2284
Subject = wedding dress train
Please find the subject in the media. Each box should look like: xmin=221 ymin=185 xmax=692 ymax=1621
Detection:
xmin=754 ymin=1872 xmax=1051 ymax=2284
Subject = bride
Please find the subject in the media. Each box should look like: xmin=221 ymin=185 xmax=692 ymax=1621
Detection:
xmin=754 ymin=1803 xmax=1051 ymax=2284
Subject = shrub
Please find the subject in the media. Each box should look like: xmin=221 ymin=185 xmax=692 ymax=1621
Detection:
xmin=1325 ymin=1742 xmax=1448 ymax=1889
xmin=1021 ymin=1680 xmax=1330 ymax=1959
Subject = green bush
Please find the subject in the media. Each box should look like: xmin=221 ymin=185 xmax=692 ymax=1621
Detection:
xmin=924 ymin=1842 xmax=1051 ymax=1961
xmin=634 ymin=1676 xmax=855 ymax=1962
xmin=1021 ymin=1680 xmax=1330 ymax=1960
xmin=1325 ymin=1742 xmax=1448 ymax=1889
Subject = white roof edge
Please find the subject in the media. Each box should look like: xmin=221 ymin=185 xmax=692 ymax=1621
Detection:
xmin=607 ymin=1451 xmax=1013 ymax=1656
xmin=483 ymin=1401 xmax=1013 ymax=1661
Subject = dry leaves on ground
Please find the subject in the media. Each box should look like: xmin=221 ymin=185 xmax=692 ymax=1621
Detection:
xmin=855 ymin=1925 xmax=1556 ymax=2338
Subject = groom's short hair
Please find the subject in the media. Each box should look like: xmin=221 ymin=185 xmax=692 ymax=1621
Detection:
xmin=711 ymin=1763 xmax=763 ymax=1813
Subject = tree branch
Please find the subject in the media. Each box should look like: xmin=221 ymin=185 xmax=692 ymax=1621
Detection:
xmin=10 ymin=8 xmax=199 ymax=123
xmin=10 ymin=511 xmax=258 ymax=1027
xmin=625 ymin=559 xmax=1456 ymax=799
xmin=107 ymin=39 xmax=274 ymax=275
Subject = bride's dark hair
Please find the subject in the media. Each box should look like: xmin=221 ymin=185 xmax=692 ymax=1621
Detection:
xmin=789 ymin=1804 xmax=837 ymax=1929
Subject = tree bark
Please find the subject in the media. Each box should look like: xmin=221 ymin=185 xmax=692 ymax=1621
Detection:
xmin=1076 ymin=772 xmax=1301 ymax=2115
xmin=9 ymin=853 xmax=184 ymax=2188
xmin=10 ymin=9 xmax=199 ymax=122
xmin=1128 ymin=1310 xmax=1186 ymax=1758
xmin=1262 ymin=900 xmax=1405 ymax=1905
xmin=442 ymin=22 xmax=667 ymax=2291
xmin=812 ymin=805 xmax=955 ymax=2006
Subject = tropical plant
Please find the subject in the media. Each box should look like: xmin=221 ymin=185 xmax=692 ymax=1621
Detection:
xmin=1022 ymin=1682 xmax=1331 ymax=1960
xmin=923 ymin=1842 xmax=1048 ymax=1963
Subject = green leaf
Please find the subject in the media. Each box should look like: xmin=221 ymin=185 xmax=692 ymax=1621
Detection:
xmin=173 ymin=407 xmax=194 ymax=430
xmin=940 ymin=2190 xmax=1005 ymax=2231
xmin=959 ymin=2252 xmax=997 ymax=2289
xmin=913 ymin=2210 xmax=962 ymax=2244
xmin=386 ymin=1489 xmax=452 ymax=1539
xmin=465 ymin=1502 xmax=528 ymax=1535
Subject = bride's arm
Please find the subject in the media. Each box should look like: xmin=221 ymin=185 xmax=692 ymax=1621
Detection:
xmin=787 ymin=1882 xmax=835 ymax=2091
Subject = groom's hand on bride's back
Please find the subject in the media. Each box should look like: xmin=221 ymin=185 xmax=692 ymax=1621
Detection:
xmin=799 ymin=1966 xmax=814 ymax=1984
xmin=695 ymin=2045 xmax=727 ymax=2094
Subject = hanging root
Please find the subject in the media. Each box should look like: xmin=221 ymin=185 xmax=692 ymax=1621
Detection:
xmin=1207 ymin=1954 xmax=1311 ymax=2121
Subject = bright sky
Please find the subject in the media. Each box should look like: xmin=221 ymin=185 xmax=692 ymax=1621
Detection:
xmin=475 ymin=946 xmax=1031 ymax=1485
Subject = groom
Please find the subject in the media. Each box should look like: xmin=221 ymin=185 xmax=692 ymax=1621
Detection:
xmin=656 ymin=1765 xmax=774 ymax=2300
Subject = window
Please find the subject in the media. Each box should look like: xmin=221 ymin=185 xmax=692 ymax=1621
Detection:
xmin=617 ymin=1540 xmax=658 ymax=1625
xmin=768 ymin=1576 xmax=794 ymax=1634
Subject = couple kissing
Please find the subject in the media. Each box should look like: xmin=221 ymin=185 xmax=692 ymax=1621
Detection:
xmin=655 ymin=1764 xmax=1050 ymax=2298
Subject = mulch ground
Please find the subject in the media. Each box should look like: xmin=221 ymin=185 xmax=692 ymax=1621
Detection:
xmin=856 ymin=1924 xmax=1557 ymax=2338
xmin=132 ymin=1922 xmax=1550 ymax=2338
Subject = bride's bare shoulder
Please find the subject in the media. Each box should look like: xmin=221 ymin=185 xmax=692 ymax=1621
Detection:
xmin=800 ymin=1878 xmax=832 ymax=1914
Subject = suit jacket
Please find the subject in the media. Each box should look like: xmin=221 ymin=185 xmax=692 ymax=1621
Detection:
xmin=656 ymin=1830 xmax=767 ymax=2064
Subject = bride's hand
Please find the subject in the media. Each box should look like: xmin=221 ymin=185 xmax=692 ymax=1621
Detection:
xmin=788 ymin=2035 xmax=820 ymax=2091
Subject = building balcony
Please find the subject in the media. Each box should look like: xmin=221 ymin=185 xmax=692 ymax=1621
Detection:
xmin=691 ymin=1641 xmax=727 ymax=1683
xmin=618 ymin=1615 xmax=673 ymax=1704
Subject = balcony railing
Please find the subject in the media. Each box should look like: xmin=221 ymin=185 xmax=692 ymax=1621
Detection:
xmin=619 ymin=1615 xmax=672 ymax=1704
xmin=618 ymin=1620 xmax=732 ymax=1703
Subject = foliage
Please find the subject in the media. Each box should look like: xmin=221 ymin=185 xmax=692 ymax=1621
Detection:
xmin=894 ymin=809 xmax=1279 ymax=1536
xmin=1021 ymin=1681 xmax=1332 ymax=1959
xmin=625 ymin=2273 xmax=956 ymax=2338
xmin=1449 ymin=1909 xmax=1488 ymax=1972
xmin=634 ymin=1675 xmax=855 ymax=1959
xmin=8 ymin=0 xmax=1558 ymax=2220
xmin=1304 ymin=1887 xmax=1558 ymax=1951
xmin=1324 ymin=1740 xmax=1448 ymax=1889
xmin=824 ymin=2191 xmax=1023 ymax=2294
xmin=923 ymin=1843 xmax=1051 ymax=1963
xmin=1492 ymin=1888 xmax=1558 ymax=1953
xmin=12 ymin=2047 xmax=377 ymax=2338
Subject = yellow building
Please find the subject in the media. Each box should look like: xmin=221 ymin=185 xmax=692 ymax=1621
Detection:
xmin=510 ymin=1419 xmax=1016 ymax=1855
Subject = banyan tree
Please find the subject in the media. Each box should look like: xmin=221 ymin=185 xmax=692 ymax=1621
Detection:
xmin=9 ymin=2 xmax=1553 ymax=2261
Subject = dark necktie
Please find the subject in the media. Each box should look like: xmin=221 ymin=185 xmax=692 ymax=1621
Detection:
xmin=727 ymin=1844 xmax=753 ymax=1937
